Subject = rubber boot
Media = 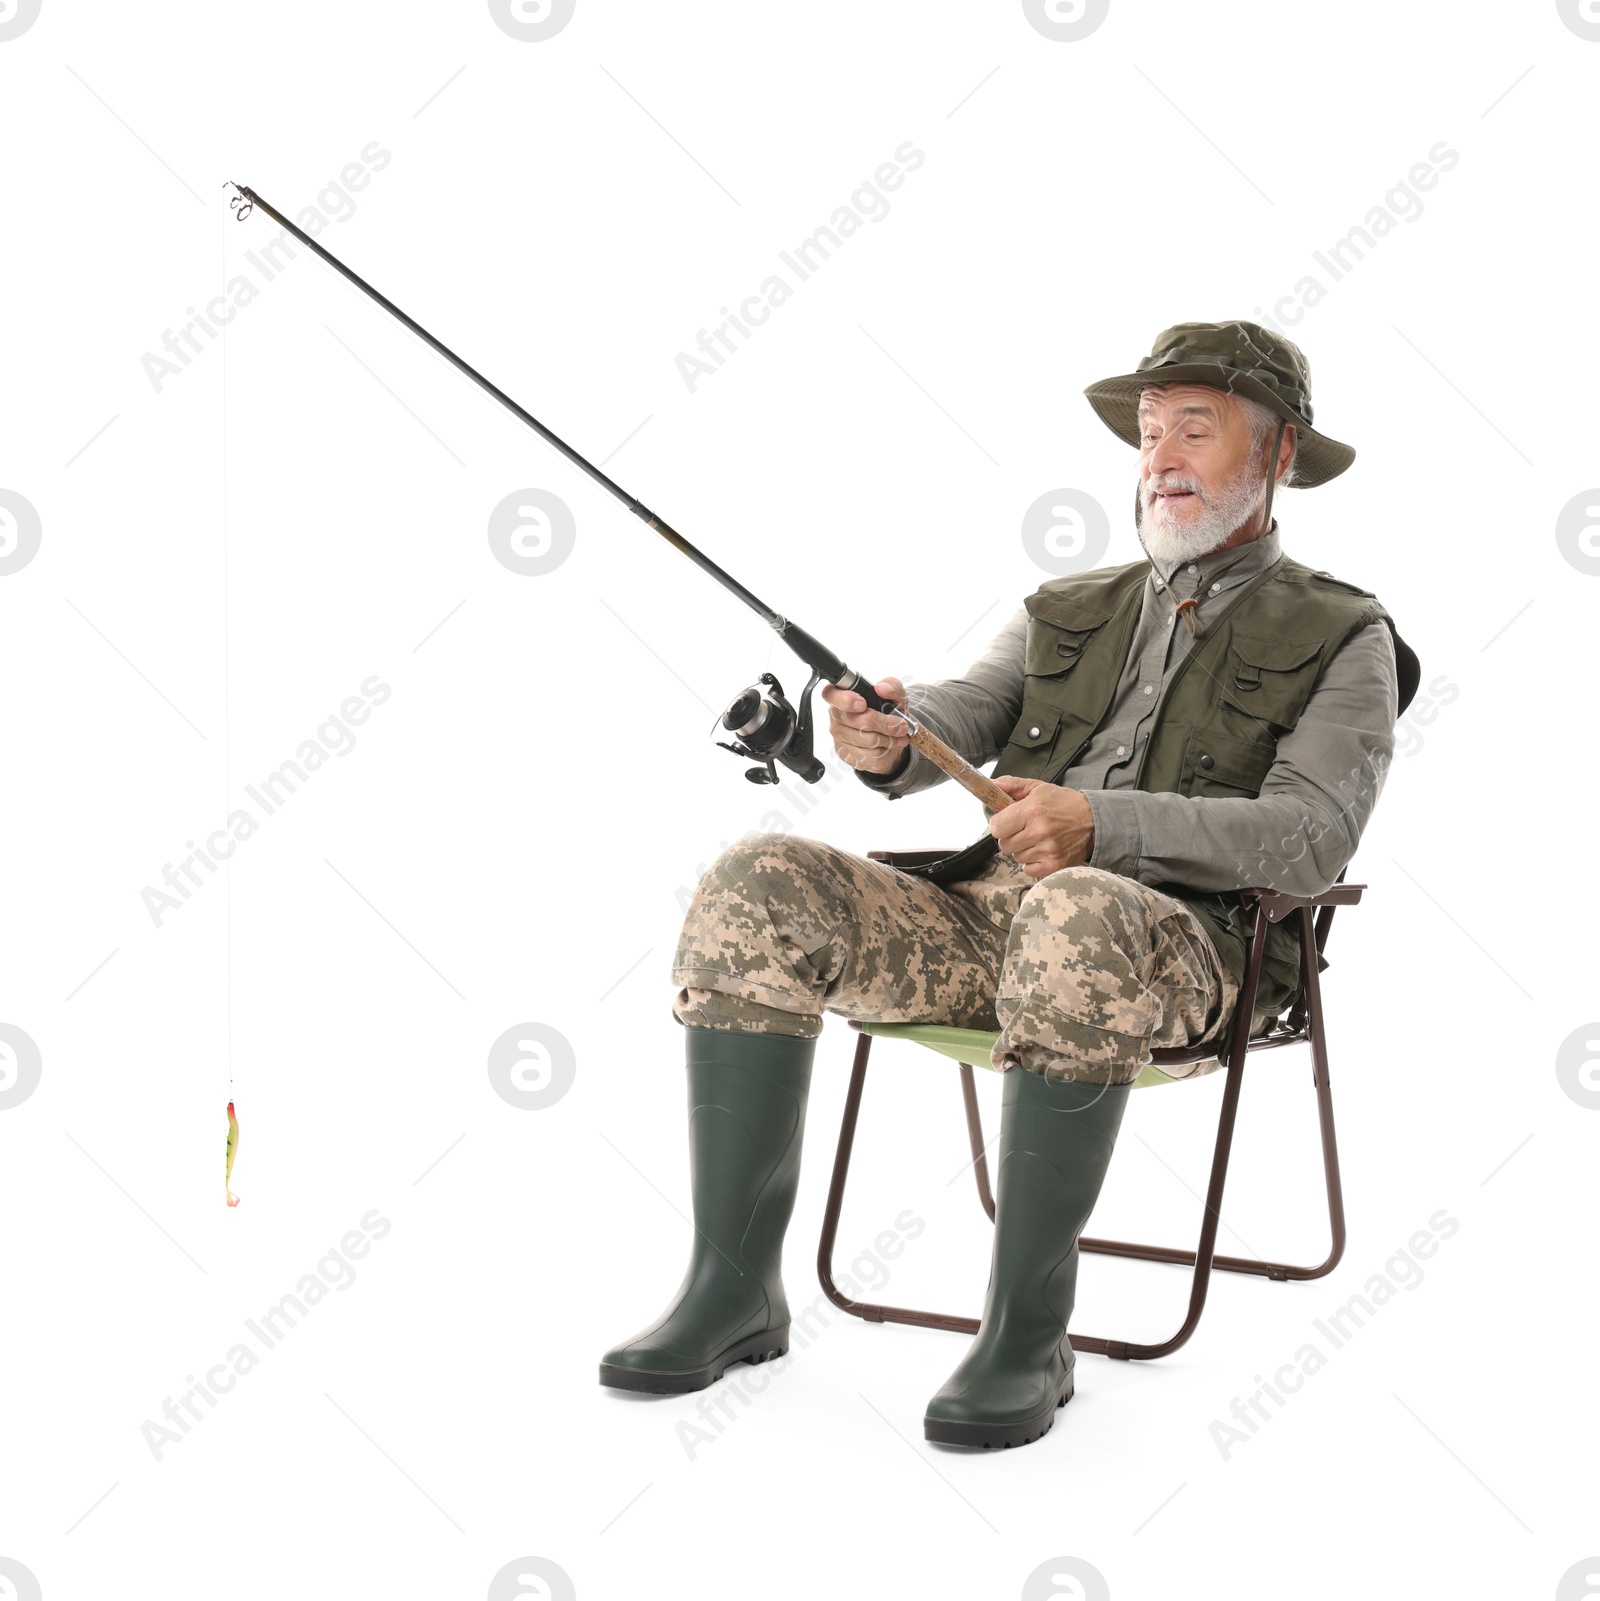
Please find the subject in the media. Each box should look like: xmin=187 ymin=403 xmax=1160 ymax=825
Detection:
xmin=924 ymin=1065 xmax=1131 ymax=1449
xmin=599 ymin=1025 xmax=815 ymax=1394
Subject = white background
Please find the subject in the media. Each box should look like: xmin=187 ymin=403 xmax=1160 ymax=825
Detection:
xmin=1 ymin=2 xmax=1595 ymax=1598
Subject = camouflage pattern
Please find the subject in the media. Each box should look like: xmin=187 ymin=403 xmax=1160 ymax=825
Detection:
xmin=672 ymin=832 xmax=1245 ymax=1087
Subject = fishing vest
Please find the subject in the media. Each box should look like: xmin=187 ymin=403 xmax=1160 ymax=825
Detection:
xmin=903 ymin=551 xmax=1419 ymax=1038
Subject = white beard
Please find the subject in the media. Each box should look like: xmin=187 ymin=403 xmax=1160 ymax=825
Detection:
xmin=1137 ymin=458 xmax=1268 ymax=570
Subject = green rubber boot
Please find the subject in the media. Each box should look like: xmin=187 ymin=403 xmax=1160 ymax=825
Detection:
xmin=924 ymin=1065 xmax=1131 ymax=1449
xmin=599 ymin=1025 xmax=815 ymax=1395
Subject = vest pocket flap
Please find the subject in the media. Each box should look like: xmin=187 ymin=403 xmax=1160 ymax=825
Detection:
xmin=1023 ymin=593 xmax=1117 ymax=675
xmin=1183 ymin=728 xmax=1276 ymax=796
xmin=1024 ymin=591 xmax=1119 ymax=632
xmin=1220 ymin=631 xmax=1326 ymax=729
xmin=1005 ymin=699 xmax=1062 ymax=750
xmin=1227 ymin=631 xmax=1325 ymax=673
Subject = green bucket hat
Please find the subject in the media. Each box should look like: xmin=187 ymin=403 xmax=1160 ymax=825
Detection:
xmin=1084 ymin=319 xmax=1355 ymax=487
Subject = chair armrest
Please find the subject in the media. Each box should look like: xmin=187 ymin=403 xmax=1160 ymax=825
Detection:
xmin=1241 ymin=884 xmax=1366 ymax=923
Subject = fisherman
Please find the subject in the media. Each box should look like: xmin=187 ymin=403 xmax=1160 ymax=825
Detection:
xmin=600 ymin=321 xmax=1420 ymax=1451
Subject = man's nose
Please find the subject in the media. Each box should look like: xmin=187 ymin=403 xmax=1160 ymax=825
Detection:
xmin=1146 ymin=435 xmax=1186 ymax=477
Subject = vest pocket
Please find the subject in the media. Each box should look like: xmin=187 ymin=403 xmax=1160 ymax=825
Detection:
xmin=1023 ymin=618 xmax=1105 ymax=677
xmin=1003 ymin=698 xmax=1062 ymax=756
xmin=1218 ymin=631 xmax=1325 ymax=732
xmin=1181 ymin=727 xmax=1277 ymax=797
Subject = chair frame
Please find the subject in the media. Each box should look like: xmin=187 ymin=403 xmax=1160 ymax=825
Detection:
xmin=816 ymin=863 xmax=1363 ymax=1361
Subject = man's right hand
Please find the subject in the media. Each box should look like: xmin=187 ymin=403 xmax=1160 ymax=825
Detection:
xmin=822 ymin=677 xmax=912 ymax=776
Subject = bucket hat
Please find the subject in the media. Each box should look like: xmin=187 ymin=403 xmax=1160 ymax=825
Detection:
xmin=1084 ymin=320 xmax=1354 ymax=486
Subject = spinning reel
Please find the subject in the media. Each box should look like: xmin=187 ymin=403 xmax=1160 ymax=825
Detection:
xmin=714 ymin=671 xmax=826 ymax=786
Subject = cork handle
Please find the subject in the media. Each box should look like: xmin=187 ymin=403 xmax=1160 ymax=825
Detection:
xmin=904 ymin=724 xmax=1015 ymax=813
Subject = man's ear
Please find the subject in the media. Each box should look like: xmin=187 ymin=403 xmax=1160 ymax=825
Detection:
xmin=1277 ymin=423 xmax=1298 ymax=482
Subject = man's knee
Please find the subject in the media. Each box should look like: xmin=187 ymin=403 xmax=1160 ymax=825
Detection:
xmin=674 ymin=832 xmax=861 ymax=1023
xmin=1017 ymin=865 xmax=1147 ymax=958
xmin=1022 ymin=864 xmax=1130 ymax=921
xmin=700 ymin=831 xmax=834 ymax=902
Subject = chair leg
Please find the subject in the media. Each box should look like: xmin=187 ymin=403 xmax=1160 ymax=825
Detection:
xmin=1078 ymin=907 xmax=1346 ymax=1286
xmin=958 ymin=1062 xmax=996 ymax=1223
xmin=1070 ymin=1030 xmax=1250 ymax=1360
xmin=1298 ymin=902 xmax=1347 ymax=1278
xmin=816 ymin=1031 xmax=983 ymax=1334
xmin=1066 ymin=913 xmax=1270 ymax=1359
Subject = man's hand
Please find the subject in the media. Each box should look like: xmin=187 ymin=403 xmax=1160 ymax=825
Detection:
xmin=988 ymin=775 xmax=1095 ymax=878
xmin=821 ymin=677 xmax=912 ymax=776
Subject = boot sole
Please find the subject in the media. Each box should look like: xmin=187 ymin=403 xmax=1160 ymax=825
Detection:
xmin=923 ymin=1371 xmax=1074 ymax=1450
xmin=598 ymin=1329 xmax=789 ymax=1395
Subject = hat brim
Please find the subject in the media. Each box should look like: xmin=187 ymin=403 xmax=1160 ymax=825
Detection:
xmin=1084 ymin=364 xmax=1355 ymax=487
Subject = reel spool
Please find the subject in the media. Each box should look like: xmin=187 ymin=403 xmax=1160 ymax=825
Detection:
xmin=714 ymin=670 xmax=825 ymax=786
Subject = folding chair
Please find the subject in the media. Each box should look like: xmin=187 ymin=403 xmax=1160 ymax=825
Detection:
xmin=816 ymin=857 xmax=1364 ymax=1360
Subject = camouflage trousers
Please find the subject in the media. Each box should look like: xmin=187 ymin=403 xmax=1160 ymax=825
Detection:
xmin=671 ymin=832 xmax=1245 ymax=1087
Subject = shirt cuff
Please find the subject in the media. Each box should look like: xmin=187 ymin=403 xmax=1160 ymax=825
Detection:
xmin=1083 ymin=789 xmax=1142 ymax=876
xmin=853 ymin=746 xmax=915 ymax=799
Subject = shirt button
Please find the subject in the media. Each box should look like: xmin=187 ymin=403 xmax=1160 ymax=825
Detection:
xmin=1186 ymin=563 xmax=1198 ymax=573
xmin=1210 ymin=582 xmax=1221 ymax=594
xmin=1142 ymin=684 xmax=1154 ymax=695
xmin=1154 ymin=580 xmax=1165 ymax=592
xmin=1028 ymin=725 xmax=1041 ymax=738
xmin=1166 ymin=615 xmax=1174 ymax=627
xmin=1116 ymin=745 xmax=1126 ymax=757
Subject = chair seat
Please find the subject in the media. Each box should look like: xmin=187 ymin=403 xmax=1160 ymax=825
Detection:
xmin=858 ymin=1020 xmax=1189 ymax=1090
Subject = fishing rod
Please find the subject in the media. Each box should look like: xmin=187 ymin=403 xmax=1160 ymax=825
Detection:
xmin=224 ymin=182 xmax=1012 ymax=811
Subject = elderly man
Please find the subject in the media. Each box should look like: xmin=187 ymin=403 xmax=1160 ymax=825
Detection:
xmin=600 ymin=321 xmax=1420 ymax=1451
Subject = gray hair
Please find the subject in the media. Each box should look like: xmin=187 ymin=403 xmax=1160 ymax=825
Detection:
xmin=1238 ymin=393 xmax=1301 ymax=488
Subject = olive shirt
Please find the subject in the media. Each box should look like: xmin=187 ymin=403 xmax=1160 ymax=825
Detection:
xmin=855 ymin=524 xmax=1399 ymax=899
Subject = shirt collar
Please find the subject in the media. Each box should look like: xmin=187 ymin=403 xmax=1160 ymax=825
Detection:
xmin=1149 ymin=521 xmax=1281 ymax=594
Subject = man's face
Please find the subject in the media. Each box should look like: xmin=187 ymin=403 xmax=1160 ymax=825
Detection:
xmin=1135 ymin=384 xmax=1281 ymax=566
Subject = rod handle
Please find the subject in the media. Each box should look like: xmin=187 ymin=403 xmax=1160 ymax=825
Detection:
xmin=903 ymin=726 xmax=1015 ymax=813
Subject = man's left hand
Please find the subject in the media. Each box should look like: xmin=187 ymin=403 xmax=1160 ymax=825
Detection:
xmin=987 ymin=775 xmax=1095 ymax=879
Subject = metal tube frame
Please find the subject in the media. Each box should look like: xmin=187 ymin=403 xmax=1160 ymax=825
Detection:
xmin=816 ymin=881 xmax=1356 ymax=1360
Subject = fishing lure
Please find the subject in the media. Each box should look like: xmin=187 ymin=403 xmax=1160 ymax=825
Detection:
xmin=225 ymin=1101 xmax=240 ymax=1208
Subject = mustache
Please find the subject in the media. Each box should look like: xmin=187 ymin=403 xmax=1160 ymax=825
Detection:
xmin=1142 ymin=473 xmax=1207 ymax=504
